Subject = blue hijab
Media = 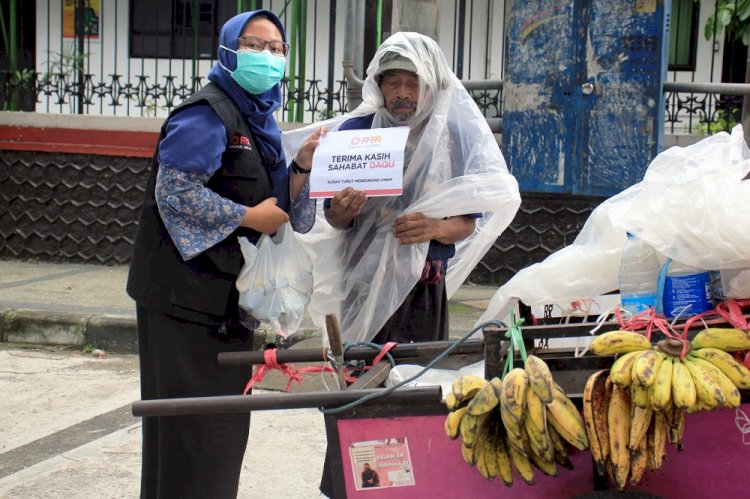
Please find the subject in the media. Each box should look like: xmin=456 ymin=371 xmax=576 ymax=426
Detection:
xmin=207 ymin=10 xmax=289 ymax=207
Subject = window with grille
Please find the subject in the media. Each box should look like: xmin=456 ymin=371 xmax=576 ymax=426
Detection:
xmin=130 ymin=0 xmax=234 ymax=59
xmin=668 ymin=0 xmax=699 ymax=71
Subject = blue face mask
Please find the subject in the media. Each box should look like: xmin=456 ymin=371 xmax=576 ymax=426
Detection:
xmin=220 ymin=46 xmax=286 ymax=94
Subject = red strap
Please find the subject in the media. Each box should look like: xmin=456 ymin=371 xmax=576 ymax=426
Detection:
xmin=366 ymin=341 xmax=398 ymax=370
xmin=243 ymin=347 xmax=358 ymax=394
xmin=714 ymin=299 xmax=750 ymax=330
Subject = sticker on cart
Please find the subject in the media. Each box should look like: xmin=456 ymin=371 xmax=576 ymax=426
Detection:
xmin=348 ymin=437 xmax=415 ymax=490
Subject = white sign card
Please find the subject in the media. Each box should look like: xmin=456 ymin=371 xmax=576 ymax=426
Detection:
xmin=309 ymin=126 xmax=409 ymax=198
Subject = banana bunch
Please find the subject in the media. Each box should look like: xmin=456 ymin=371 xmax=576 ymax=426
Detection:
xmin=582 ymin=369 xmax=679 ymax=489
xmin=584 ymin=328 xmax=750 ymax=488
xmin=444 ymin=355 xmax=588 ymax=485
xmin=589 ymin=329 xmax=750 ymax=414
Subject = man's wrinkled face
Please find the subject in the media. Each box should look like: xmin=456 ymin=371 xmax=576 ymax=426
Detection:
xmin=380 ymin=70 xmax=419 ymax=122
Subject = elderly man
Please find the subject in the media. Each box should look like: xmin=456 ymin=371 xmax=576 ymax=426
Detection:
xmin=284 ymin=32 xmax=520 ymax=497
xmin=283 ymin=32 xmax=520 ymax=346
xmin=325 ymin=50 xmax=481 ymax=344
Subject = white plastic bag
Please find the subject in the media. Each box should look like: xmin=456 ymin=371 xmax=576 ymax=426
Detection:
xmin=236 ymin=223 xmax=314 ymax=337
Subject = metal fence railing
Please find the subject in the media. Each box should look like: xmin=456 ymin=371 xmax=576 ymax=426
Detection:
xmin=0 ymin=0 xmax=746 ymax=135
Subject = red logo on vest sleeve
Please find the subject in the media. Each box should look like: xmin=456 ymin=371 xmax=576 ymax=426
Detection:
xmin=229 ymin=134 xmax=253 ymax=151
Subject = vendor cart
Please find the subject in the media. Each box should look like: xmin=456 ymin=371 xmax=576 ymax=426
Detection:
xmin=132 ymin=319 xmax=750 ymax=498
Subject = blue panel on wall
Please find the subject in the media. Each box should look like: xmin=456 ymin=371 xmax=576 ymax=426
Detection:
xmin=503 ymin=0 xmax=668 ymax=197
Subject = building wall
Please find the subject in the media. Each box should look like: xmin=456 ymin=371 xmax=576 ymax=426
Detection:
xmin=31 ymin=1 xmax=723 ymax=122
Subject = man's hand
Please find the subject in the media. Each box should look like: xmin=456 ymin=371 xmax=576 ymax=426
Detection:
xmin=324 ymin=187 xmax=367 ymax=229
xmin=241 ymin=197 xmax=289 ymax=234
xmin=393 ymin=213 xmax=476 ymax=245
xmin=294 ymin=127 xmax=326 ymax=170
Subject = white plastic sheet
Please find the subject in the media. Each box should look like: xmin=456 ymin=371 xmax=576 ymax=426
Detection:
xmin=478 ymin=125 xmax=750 ymax=325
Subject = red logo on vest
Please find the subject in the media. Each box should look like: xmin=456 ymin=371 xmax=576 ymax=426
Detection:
xmin=229 ymin=134 xmax=253 ymax=151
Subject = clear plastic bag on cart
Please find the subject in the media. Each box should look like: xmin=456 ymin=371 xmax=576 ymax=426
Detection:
xmin=385 ymin=359 xmax=486 ymax=399
xmin=236 ymin=223 xmax=313 ymax=337
xmin=478 ymin=125 xmax=750 ymax=325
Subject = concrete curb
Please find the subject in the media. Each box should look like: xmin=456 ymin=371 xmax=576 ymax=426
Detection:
xmin=0 ymin=308 xmax=323 ymax=354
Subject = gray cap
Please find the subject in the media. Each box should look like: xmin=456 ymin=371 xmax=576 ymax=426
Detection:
xmin=377 ymin=52 xmax=417 ymax=75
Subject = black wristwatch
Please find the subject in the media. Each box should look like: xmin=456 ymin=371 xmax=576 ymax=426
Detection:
xmin=291 ymin=160 xmax=311 ymax=174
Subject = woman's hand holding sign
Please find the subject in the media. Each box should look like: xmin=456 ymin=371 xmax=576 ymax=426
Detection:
xmin=294 ymin=126 xmax=327 ymax=170
xmin=290 ymin=126 xmax=326 ymax=200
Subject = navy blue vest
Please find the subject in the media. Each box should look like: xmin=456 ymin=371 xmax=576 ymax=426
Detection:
xmin=127 ymin=83 xmax=274 ymax=324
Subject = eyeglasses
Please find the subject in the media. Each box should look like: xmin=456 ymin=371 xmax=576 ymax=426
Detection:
xmin=238 ymin=36 xmax=289 ymax=57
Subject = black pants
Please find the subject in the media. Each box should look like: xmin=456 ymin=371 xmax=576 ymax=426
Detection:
xmin=137 ymin=306 xmax=253 ymax=499
xmin=372 ymin=278 xmax=448 ymax=344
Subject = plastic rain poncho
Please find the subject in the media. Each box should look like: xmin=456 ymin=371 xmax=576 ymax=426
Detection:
xmin=283 ymin=32 xmax=521 ymax=344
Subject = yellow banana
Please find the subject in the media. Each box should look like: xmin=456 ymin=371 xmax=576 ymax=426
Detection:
xmin=691 ymin=327 xmax=750 ymax=352
xmin=629 ymin=432 xmax=648 ymax=485
xmin=466 ymin=377 xmax=501 ymax=415
xmin=548 ymin=424 xmax=575 ymax=470
xmin=609 ymin=350 xmax=643 ymax=387
xmin=530 ymin=450 xmax=558 ymax=477
xmin=509 ymin=441 xmax=536 ymax=485
xmin=689 ymin=347 xmax=750 ymax=389
xmin=632 ymin=349 xmax=665 ymax=387
xmin=682 ymin=357 xmax=726 ymax=410
xmin=590 ymin=330 xmax=652 ymax=356
xmin=493 ymin=427 xmax=515 ymax=486
xmin=506 ymin=421 xmax=532 ymax=458
xmin=686 ymin=356 xmax=741 ymax=408
xmin=524 ymin=386 xmax=553 ymax=462
xmin=631 ymin=382 xmax=651 ymax=409
xmin=525 ymin=354 xmax=554 ymax=403
xmin=666 ymin=405 xmax=685 ymax=451
xmin=554 ymin=449 xmax=574 ymax=470
xmin=671 ymin=359 xmax=697 ymax=409
xmin=452 ymin=375 xmax=489 ymax=405
xmin=546 ymin=392 xmax=588 ymax=451
xmin=500 ymin=368 xmax=529 ymax=424
xmin=547 ymin=421 xmax=566 ymax=454
xmin=648 ymin=355 xmax=673 ymax=411
xmin=444 ymin=407 xmax=467 ymax=440
xmin=647 ymin=411 xmax=668 ymax=471
xmin=474 ymin=429 xmax=497 ymax=480
xmin=444 ymin=391 xmax=460 ymax=411
xmin=461 ymin=441 xmax=477 ymax=465
xmin=501 ymin=404 xmax=523 ymax=441
xmin=608 ymin=384 xmax=631 ymax=490
xmin=459 ymin=412 xmax=489 ymax=448
xmin=582 ymin=370 xmax=611 ymax=476
xmin=628 ymin=403 xmax=653 ymax=451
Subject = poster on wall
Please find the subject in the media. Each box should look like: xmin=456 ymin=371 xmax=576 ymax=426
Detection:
xmin=63 ymin=0 xmax=100 ymax=39
xmin=348 ymin=437 xmax=416 ymax=490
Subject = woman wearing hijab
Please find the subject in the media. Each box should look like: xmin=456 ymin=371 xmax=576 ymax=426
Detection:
xmin=126 ymin=10 xmax=320 ymax=498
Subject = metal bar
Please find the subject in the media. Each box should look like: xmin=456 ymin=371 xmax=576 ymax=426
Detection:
xmin=458 ymin=79 xmax=750 ymax=96
xmin=460 ymin=79 xmax=503 ymax=90
xmin=132 ymin=386 xmax=442 ymax=417
xmin=455 ymin=0 xmax=465 ymax=79
xmin=663 ymin=81 xmax=750 ymax=96
xmin=218 ymin=339 xmax=485 ymax=365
